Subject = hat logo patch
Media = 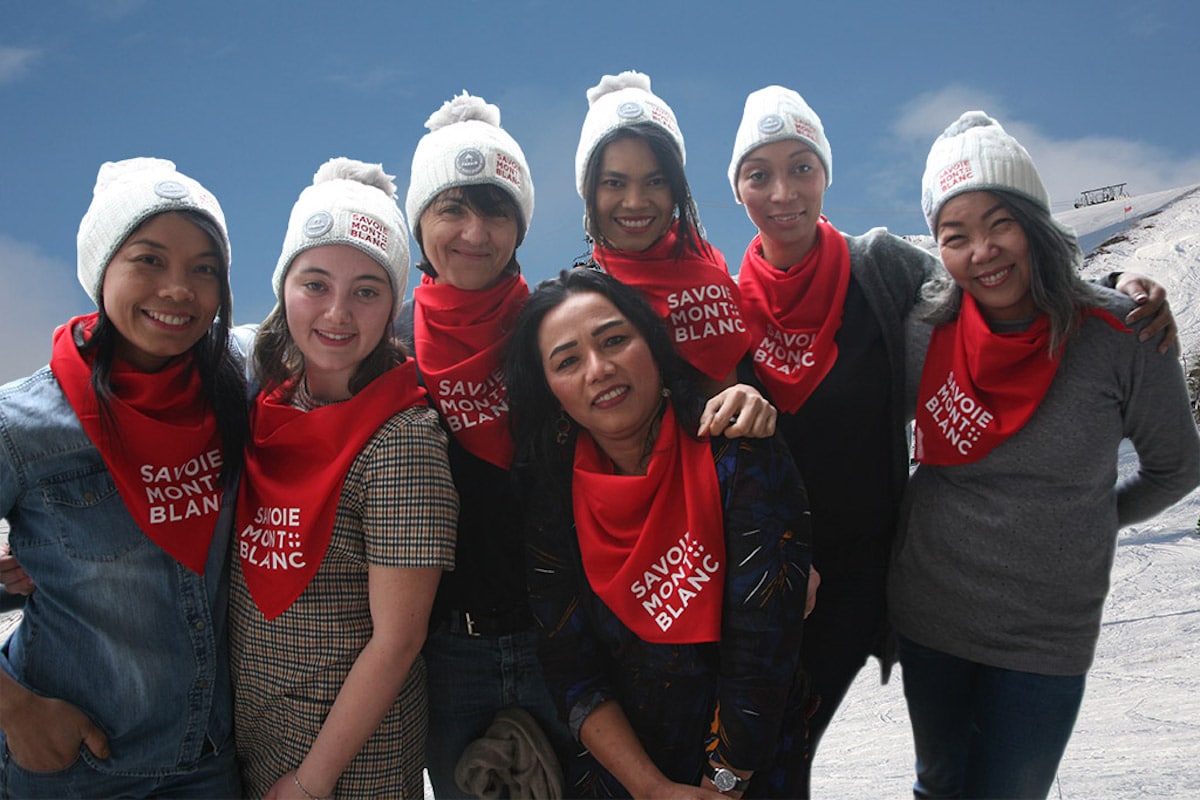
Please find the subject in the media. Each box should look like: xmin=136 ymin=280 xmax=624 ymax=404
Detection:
xmin=154 ymin=180 xmax=190 ymax=200
xmin=495 ymin=152 xmax=522 ymax=189
xmin=455 ymin=148 xmax=486 ymax=176
xmin=303 ymin=211 xmax=334 ymax=238
xmin=938 ymin=159 xmax=975 ymax=193
xmin=794 ymin=120 xmax=819 ymax=141
xmin=349 ymin=213 xmax=389 ymax=252
xmin=616 ymin=101 xmax=645 ymax=121
xmin=646 ymin=103 xmax=677 ymax=134
xmin=758 ymin=114 xmax=785 ymax=135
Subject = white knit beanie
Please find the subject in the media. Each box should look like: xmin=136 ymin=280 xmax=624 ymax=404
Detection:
xmin=406 ymin=92 xmax=534 ymax=242
xmin=275 ymin=157 xmax=410 ymax=312
xmin=574 ymin=71 xmax=685 ymax=199
xmin=77 ymin=157 xmax=229 ymax=305
xmin=921 ymin=110 xmax=1049 ymax=234
xmin=728 ymin=85 xmax=832 ymax=201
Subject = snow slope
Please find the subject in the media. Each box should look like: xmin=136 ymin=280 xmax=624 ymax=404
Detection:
xmin=1076 ymin=186 xmax=1200 ymax=360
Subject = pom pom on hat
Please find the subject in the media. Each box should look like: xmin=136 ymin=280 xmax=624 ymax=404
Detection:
xmin=406 ymin=91 xmax=534 ymax=243
xmin=728 ymin=86 xmax=832 ymax=201
xmin=426 ymin=91 xmax=501 ymax=129
xmin=275 ymin=157 xmax=411 ymax=312
xmin=574 ymin=70 xmax=685 ymax=198
xmin=77 ymin=157 xmax=229 ymax=305
xmin=585 ymin=70 xmax=652 ymax=106
xmin=921 ymin=110 xmax=1049 ymax=234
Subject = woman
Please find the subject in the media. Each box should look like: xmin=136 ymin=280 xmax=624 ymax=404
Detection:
xmin=397 ymin=91 xmax=571 ymax=798
xmin=577 ymin=71 xmax=774 ymax=439
xmin=230 ymin=158 xmax=458 ymax=799
xmin=0 ymin=158 xmax=247 ymax=796
xmin=888 ymin=111 xmax=1200 ymax=799
xmin=725 ymin=86 xmax=1179 ymax=795
xmin=507 ymin=268 xmax=812 ymax=798
xmin=726 ymin=87 xmax=940 ymax=791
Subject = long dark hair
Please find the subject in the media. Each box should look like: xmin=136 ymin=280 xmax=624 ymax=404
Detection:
xmin=581 ymin=124 xmax=710 ymax=261
xmin=85 ymin=210 xmax=248 ymax=486
xmin=413 ymin=183 xmax=525 ymax=280
xmin=252 ymin=254 xmax=408 ymax=400
xmin=921 ymin=190 xmax=1106 ymax=355
xmin=505 ymin=267 xmax=705 ymax=476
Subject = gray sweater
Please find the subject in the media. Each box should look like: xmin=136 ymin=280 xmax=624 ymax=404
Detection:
xmin=890 ymin=289 xmax=1200 ymax=675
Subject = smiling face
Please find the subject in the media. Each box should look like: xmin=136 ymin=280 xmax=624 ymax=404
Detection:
xmin=101 ymin=212 xmax=223 ymax=372
xmin=538 ymin=291 xmax=663 ymax=471
xmin=418 ymin=188 xmax=520 ymax=290
xmin=592 ymin=135 xmax=676 ymax=252
xmin=736 ymin=140 xmax=827 ymax=268
xmin=936 ymin=191 xmax=1036 ymax=323
xmin=283 ymin=244 xmax=395 ymax=401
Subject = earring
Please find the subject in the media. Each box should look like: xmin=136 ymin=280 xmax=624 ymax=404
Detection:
xmin=556 ymin=410 xmax=572 ymax=446
xmin=661 ymin=386 xmax=671 ymax=398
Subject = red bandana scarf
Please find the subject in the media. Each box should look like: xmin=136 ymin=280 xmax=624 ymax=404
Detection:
xmin=236 ymin=362 xmax=427 ymax=620
xmin=736 ymin=219 xmax=852 ymax=413
xmin=914 ymin=295 xmax=1129 ymax=465
xmin=49 ymin=314 xmax=223 ymax=574
xmin=413 ymin=272 xmax=528 ymax=469
xmin=594 ymin=221 xmax=751 ymax=382
xmin=572 ymin=403 xmax=725 ymax=644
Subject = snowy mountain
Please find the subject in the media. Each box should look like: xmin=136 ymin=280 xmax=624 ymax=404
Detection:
xmin=1075 ymin=186 xmax=1200 ymax=362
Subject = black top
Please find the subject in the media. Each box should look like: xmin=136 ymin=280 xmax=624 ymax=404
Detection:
xmin=774 ymin=275 xmax=898 ymax=579
xmin=395 ymin=301 xmax=531 ymax=625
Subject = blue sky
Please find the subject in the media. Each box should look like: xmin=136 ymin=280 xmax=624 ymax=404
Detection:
xmin=2 ymin=0 xmax=1198 ymax=382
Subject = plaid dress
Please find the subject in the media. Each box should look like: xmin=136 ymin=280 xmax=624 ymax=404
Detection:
xmin=231 ymin=405 xmax=458 ymax=798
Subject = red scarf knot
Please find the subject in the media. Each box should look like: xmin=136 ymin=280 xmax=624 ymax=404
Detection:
xmin=236 ymin=361 xmax=428 ymax=619
xmin=594 ymin=221 xmax=751 ymax=382
xmin=572 ymin=403 xmax=726 ymax=644
xmin=737 ymin=218 xmax=852 ymax=413
xmin=49 ymin=313 xmax=224 ymax=574
xmin=914 ymin=297 xmax=1131 ymax=466
xmin=413 ymin=271 xmax=529 ymax=469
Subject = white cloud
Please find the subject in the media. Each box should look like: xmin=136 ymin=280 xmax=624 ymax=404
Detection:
xmin=0 ymin=47 xmax=40 ymax=84
xmin=0 ymin=236 xmax=90 ymax=384
xmin=890 ymin=84 xmax=1200 ymax=211
xmin=1013 ymin=130 xmax=1200 ymax=210
xmin=891 ymin=84 xmax=1009 ymax=142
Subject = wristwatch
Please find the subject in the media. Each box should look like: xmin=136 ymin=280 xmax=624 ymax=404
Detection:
xmin=704 ymin=761 xmax=751 ymax=794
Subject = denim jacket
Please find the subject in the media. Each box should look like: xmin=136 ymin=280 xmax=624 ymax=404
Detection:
xmin=0 ymin=367 xmax=235 ymax=775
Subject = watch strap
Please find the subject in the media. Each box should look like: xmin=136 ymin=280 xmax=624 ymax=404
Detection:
xmin=703 ymin=761 xmax=751 ymax=793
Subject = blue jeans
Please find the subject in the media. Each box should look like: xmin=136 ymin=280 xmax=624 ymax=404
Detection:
xmin=897 ymin=636 xmax=1086 ymax=799
xmin=423 ymin=623 xmax=576 ymax=799
xmin=1 ymin=737 xmax=240 ymax=799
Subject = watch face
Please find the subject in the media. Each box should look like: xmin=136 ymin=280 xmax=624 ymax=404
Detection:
xmin=714 ymin=768 xmax=738 ymax=793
